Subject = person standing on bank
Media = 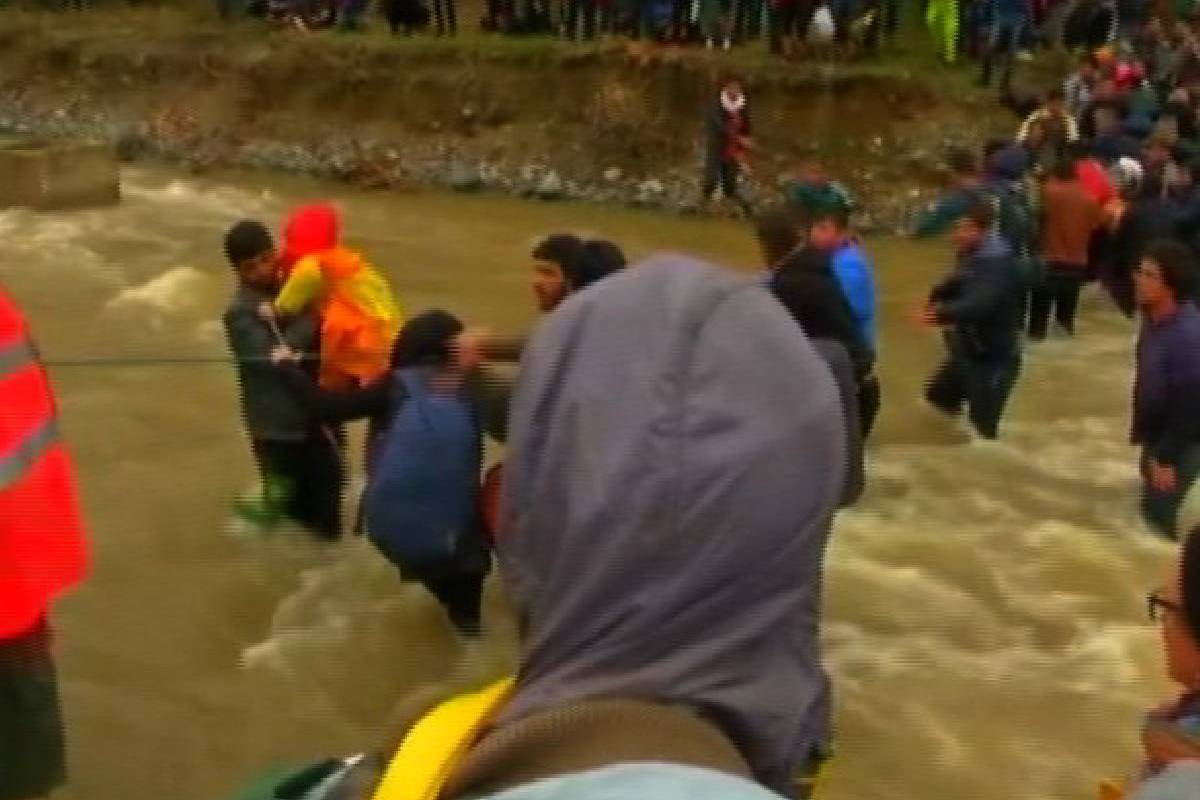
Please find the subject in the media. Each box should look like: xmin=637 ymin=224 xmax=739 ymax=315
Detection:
xmin=920 ymin=196 xmax=1025 ymax=440
xmin=0 ymin=285 xmax=89 ymax=800
xmin=1131 ymin=239 xmax=1200 ymax=539
xmin=702 ymin=75 xmax=755 ymax=217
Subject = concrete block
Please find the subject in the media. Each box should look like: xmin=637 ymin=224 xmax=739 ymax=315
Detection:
xmin=0 ymin=138 xmax=120 ymax=210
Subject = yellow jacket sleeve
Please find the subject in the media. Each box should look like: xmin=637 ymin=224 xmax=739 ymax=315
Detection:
xmin=275 ymin=256 xmax=325 ymax=315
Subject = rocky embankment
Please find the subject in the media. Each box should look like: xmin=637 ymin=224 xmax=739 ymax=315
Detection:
xmin=0 ymin=11 xmax=1013 ymax=230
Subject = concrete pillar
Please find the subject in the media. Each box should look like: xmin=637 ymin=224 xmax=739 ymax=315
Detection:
xmin=0 ymin=139 xmax=120 ymax=211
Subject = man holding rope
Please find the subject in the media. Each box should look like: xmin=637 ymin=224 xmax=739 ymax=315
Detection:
xmin=222 ymin=219 xmax=344 ymax=539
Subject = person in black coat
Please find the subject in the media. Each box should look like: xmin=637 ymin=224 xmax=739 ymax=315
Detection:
xmin=702 ymin=76 xmax=755 ymax=216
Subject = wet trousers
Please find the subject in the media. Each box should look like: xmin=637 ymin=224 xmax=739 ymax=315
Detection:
xmin=925 ymin=338 xmax=1021 ymax=440
xmin=1141 ymin=444 xmax=1200 ymax=539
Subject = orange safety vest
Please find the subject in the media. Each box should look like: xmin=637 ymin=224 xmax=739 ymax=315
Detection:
xmin=0 ymin=289 xmax=88 ymax=640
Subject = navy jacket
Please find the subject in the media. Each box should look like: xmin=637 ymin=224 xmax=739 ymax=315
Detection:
xmin=1132 ymin=303 xmax=1200 ymax=462
xmin=929 ymin=232 xmax=1024 ymax=360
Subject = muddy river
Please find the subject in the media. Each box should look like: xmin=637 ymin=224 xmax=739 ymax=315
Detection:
xmin=1 ymin=165 xmax=1177 ymax=800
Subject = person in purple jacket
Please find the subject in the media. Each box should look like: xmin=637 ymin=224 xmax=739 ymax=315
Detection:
xmin=1132 ymin=239 xmax=1200 ymax=538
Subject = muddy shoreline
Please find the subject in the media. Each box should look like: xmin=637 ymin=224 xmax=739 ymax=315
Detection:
xmin=0 ymin=11 xmax=1015 ymax=229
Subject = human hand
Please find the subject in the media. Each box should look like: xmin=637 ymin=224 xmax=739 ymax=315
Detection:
xmin=258 ymin=301 xmax=277 ymax=321
xmin=915 ymin=302 xmax=941 ymax=328
xmin=1149 ymin=460 xmax=1178 ymax=493
xmin=270 ymin=345 xmax=298 ymax=366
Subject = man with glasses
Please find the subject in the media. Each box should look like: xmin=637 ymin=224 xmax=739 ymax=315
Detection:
xmin=1131 ymin=240 xmax=1200 ymax=539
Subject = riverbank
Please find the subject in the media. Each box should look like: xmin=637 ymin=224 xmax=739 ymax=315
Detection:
xmin=0 ymin=7 xmax=1026 ymax=229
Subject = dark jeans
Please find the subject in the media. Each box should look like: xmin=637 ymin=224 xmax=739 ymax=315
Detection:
xmin=979 ymin=17 xmax=1023 ymax=91
xmin=703 ymin=158 xmax=753 ymax=214
xmin=1141 ymin=444 xmax=1200 ymax=539
xmin=564 ymin=0 xmax=597 ymax=38
xmin=859 ymin=372 xmax=882 ymax=439
xmin=925 ymin=338 xmax=1021 ymax=439
xmin=252 ymin=433 xmax=345 ymax=540
xmin=1028 ymin=263 xmax=1085 ymax=340
xmin=432 ymin=0 xmax=457 ymax=33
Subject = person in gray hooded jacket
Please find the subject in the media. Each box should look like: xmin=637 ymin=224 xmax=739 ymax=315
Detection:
xmin=230 ymin=254 xmax=849 ymax=800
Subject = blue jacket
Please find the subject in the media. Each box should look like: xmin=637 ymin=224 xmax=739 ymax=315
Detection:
xmin=830 ymin=241 xmax=877 ymax=351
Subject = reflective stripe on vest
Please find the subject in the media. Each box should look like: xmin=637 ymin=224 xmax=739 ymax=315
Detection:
xmin=0 ymin=417 xmax=60 ymax=492
xmin=0 ymin=335 xmax=57 ymax=490
xmin=0 ymin=338 xmax=37 ymax=380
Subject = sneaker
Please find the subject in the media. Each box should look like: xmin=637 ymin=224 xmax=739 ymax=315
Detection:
xmin=1016 ymin=50 xmax=1034 ymax=62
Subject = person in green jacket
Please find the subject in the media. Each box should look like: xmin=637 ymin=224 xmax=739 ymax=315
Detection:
xmin=926 ymin=0 xmax=959 ymax=63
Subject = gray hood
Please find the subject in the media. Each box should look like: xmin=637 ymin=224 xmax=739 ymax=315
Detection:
xmin=496 ymin=254 xmax=846 ymax=795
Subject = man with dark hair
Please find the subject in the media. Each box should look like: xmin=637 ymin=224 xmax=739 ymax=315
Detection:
xmin=1016 ymin=88 xmax=1080 ymax=149
xmin=912 ymin=147 xmax=987 ymax=237
xmin=920 ymin=196 xmax=1025 ymax=440
xmin=1131 ymin=238 xmax=1200 ymax=538
xmin=222 ymin=219 xmax=343 ymax=538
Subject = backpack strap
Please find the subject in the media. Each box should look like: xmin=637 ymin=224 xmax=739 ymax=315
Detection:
xmin=371 ymin=677 xmax=515 ymax=800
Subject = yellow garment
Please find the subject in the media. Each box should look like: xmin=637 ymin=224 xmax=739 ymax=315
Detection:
xmin=925 ymin=0 xmax=958 ymax=64
xmin=372 ymin=677 xmax=515 ymax=800
xmin=275 ymin=249 xmax=402 ymax=390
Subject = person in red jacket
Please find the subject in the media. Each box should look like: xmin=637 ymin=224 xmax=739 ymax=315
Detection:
xmin=0 ymin=286 xmax=88 ymax=800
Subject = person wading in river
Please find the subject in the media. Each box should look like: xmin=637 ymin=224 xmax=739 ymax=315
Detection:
xmin=0 ymin=285 xmax=89 ymax=800
xmin=230 ymin=255 xmax=849 ymax=800
xmin=222 ymin=220 xmax=344 ymax=539
xmin=1130 ymin=239 xmax=1200 ymax=539
xmin=920 ymin=195 xmax=1025 ymax=440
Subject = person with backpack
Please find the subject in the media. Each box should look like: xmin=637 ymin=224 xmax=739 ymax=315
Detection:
xmin=273 ymin=311 xmax=497 ymax=637
xmin=233 ymin=254 xmax=849 ymax=800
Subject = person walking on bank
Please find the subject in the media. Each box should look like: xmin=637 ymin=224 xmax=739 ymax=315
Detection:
xmin=1029 ymin=153 xmax=1104 ymax=340
xmin=223 ymin=220 xmax=344 ymax=539
xmin=0 ymin=285 xmax=89 ymax=800
xmin=702 ymin=76 xmax=755 ymax=217
xmin=1131 ymin=239 xmax=1200 ymax=539
xmin=920 ymin=196 xmax=1025 ymax=440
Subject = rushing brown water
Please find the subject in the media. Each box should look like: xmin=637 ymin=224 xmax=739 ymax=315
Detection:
xmin=2 ymin=165 xmax=1181 ymax=800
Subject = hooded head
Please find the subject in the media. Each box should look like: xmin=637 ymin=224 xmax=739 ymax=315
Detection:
xmin=281 ymin=203 xmax=341 ymax=273
xmin=988 ymin=144 xmax=1029 ymax=182
xmin=497 ymin=255 xmax=847 ymax=795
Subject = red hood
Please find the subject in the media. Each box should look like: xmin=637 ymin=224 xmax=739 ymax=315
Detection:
xmin=281 ymin=203 xmax=341 ymax=274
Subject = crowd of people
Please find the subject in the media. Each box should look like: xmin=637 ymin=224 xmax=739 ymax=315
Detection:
xmin=213 ymin=0 xmax=1182 ymax=67
xmin=12 ymin=7 xmax=1200 ymax=800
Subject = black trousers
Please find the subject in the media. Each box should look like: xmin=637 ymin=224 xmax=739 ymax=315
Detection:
xmin=0 ymin=618 xmax=65 ymax=800
xmin=432 ymin=0 xmax=457 ymax=33
xmin=925 ymin=338 xmax=1021 ymax=440
xmin=252 ymin=433 xmax=345 ymax=540
xmin=702 ymin=159 xmax=753 ymax=214
xmin=564 ymin=0 xmax=596 ymax=38
xmin=1028 ymin=262 xmax=1085 ymax=340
